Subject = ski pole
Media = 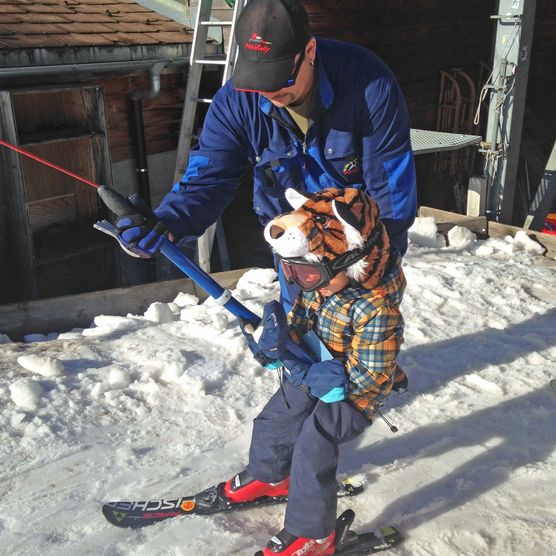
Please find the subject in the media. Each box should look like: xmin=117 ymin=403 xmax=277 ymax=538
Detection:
xmin=94 ymin=186 xmax=314 ymax=365
xmin=0 ymin=139 xmax=259 ymax=323
xmin=1 ymin=138 xmax=399 ymax=428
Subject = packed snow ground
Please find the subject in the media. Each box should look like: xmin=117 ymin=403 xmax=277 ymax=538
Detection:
xmin=1 ymin=220 xmax=555 ymax=556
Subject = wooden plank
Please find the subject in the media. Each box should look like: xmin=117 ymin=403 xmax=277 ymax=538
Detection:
xmin=12 ymin=86 xmax=97 ymax=137
xmin=418 ymin=206 xmax=488 ymax=235
xmin=0 ymin=268 xmax=250 ymax=341
xmin=419 ymin=206 xmax=556 ymax=259
xmin=1 ymin=85 xmax=116 ymax=302
xmin=18 ymin=129 xmax=98 ymax=146
xmin=0 ymin=90 xmax=38 ymax=299
xmin=27 ymin=194 xmax=76 ymax=233
xmin=488 ymin=222 xmax=556 ymax=259
xmin=20 ymin=138 xmax=95 ymax=202
xmin=466 ymin=176 xmax=487 ymax=217
xmin=34 ymin=225 xmax=111 ymax=267
xmin=37 ymin=245 xmax=114 ymax=299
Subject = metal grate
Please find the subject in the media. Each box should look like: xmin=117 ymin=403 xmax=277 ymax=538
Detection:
xmin=411 ymin=129 xmax=482 ymax=155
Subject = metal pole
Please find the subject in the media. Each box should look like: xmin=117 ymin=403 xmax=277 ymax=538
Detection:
xmin=485 ymin=0 xmax=537 ymax=223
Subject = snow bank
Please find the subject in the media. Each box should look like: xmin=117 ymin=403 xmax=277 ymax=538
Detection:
xmin=447 ymin=225 xmax=476 ymax=247
xmin=0 ymin=235 xmax=554 ymax=556
xmin=17 ymin=354 xmax=64 ymax=377
xmin=408 ymin=216 xmax=446 ymax=248
xmin=144 ymin=301 xmax=175 ymax=324
xmin=9 ymin=378 xmax=43 ymax=410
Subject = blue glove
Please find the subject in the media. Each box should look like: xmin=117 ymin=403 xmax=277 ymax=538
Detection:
xmin=114 ymin=195 xmax=167 ymax=258
xmin=257 ymin=301 xmax=289 ymax=360
xmin=283 ymin=358 xmax=348 ymax=403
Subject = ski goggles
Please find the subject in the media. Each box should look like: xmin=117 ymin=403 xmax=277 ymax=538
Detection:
xmin=279 ymin=256 xmax=337 ymax=292
xmin=278 ymin=224 xmax=383 ymax=291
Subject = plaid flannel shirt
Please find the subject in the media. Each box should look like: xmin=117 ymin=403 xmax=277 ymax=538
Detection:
xmin=289 ymin=258 xmax=406 ymax=421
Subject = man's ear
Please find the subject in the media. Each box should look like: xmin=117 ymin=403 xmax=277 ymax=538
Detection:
xmin=285 ymin=188 xmax=310 ymax=210
xmin=305 ymin=37 xmax=317 ymax=62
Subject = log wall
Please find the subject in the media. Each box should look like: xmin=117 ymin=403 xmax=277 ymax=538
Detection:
xmin=302 ymin=0 xmax=497 ymax=130
xmin=103 ymin=71 xmax=186 ymax=163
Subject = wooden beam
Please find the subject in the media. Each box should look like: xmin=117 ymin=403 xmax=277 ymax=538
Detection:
xmin=0 ymin=268 xmax=250 ymax=341
xmin=487 ymin=221 xmax=556 ymax=259
xmin=0 ymin=90 xmax=39 ymax=299
xmin=418 ymin=207 xmax=488 ymax=235
xmin=419 ymin=206 xmax=556 ymax=259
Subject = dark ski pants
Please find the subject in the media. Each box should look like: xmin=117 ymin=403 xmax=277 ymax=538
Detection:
xmin=246 ymin=379 xmax=370 ymax=539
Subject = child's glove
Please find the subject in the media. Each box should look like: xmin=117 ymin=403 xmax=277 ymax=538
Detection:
xmin=257 ymin=300 xmax=289 ymax=361
xmin=283 ymin=358 xmax=348 ymax=403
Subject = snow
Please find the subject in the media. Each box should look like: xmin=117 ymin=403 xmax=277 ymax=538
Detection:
xmin=17 ymin=354 xmax=64 ymax=377
xmin=9 ymin=378 xmax=44 ymax=411
xmin=0 ymin=218 xmax=555 ymax=555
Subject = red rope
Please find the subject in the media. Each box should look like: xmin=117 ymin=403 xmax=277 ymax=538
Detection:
xmin=0 ymin=138 xmax=100 ymax=189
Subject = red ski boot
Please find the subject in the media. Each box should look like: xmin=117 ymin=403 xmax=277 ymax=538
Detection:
xmin=224 ymin=470 xmax=289 ymax=504
xmin=262 ymin=529 xmax=336 ymax=555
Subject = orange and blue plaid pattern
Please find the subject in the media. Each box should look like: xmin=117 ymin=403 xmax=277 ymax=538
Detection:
xmin=289 ymin=258 xmax=406 ymax=421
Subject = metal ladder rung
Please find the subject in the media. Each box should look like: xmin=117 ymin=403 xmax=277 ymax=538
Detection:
xmin=194 ymin=59 xmax=227 ymax=66
xmin=174 ymin=0 xmax=248 ymax=273
xmin=181 ymin=133 xmax=200 ymax=141
xmin=200 ymin=20 xmax=233 ymax=26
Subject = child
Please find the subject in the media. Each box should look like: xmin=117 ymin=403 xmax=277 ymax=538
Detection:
xmin=225 ymin=187 xmax=406 ymax=556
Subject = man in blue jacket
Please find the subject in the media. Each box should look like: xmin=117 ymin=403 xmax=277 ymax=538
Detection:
xmin=116 ymin=0 xmax=417 ymax=309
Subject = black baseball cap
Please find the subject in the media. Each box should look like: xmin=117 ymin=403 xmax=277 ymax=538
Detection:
xmin=233 ymin=0 xmax=310 ymax=92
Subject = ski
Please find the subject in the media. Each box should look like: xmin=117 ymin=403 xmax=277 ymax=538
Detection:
xmin=332 ymin=525 xmax=403 ymax=555
xmin=102 ymin=480 xmax=363 ymax=529
xmin=254 ymin=510 xmax=403 ymax=556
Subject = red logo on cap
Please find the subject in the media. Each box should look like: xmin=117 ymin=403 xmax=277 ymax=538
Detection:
xmin=245 ymin=32 xmax=272 ymax=54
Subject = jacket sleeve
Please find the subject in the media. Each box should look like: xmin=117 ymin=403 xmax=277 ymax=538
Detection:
xmin=360 ymin=75 xmax=417 ymax=253
xmin=154 ymin=85 xmax=251 ymax=241
xmin=346 ymin=299 xmax=404 ymax=414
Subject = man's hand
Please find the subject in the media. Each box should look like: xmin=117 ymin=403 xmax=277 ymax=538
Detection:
xmin=114 ymin=196 xmax=167 ymax=258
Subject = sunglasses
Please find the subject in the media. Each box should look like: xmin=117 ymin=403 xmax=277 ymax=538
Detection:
xmin=282 ymin=51 xmax=305 ymax=89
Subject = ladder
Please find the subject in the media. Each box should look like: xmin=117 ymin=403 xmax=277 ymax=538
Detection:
xmin=173 ymin=0 xmax=249 ymax=272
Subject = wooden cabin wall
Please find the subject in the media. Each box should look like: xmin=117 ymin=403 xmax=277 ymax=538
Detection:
xmin=302 ymin=0 xmax=497 ymax=130
xmin=0 ymin=170 xmax=15 ymax=301
xmin=103 ymin=71 xmax=186 ymax=164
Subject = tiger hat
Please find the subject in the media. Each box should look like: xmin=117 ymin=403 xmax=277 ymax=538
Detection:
xmin=264 ymin=187 xmax=391 ymax=289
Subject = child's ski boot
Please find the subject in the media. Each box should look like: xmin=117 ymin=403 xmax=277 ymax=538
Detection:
xmin=224 ymin=470 xmax=289 ymax=503
xmin=262 ymin=529 xmax=335 ymax=556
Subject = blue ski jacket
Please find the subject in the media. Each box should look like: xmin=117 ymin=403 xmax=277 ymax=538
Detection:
xmin=155 ymin=38 xmax=417 ymax=254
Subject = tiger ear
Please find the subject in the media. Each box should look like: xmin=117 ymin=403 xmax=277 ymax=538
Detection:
xmin=332 ymin=199 xmax=362 ymax=231
xmin=285 ymin=188 xmax=310 ymax=210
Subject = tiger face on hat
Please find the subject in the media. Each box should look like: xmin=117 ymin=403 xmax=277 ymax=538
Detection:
xmin=264 ymin=187 xmax=390 ymax=289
